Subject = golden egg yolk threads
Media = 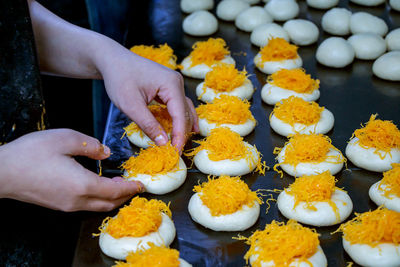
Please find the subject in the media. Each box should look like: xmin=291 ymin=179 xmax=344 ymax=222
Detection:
xmin=268 ymin=69 xmax=320 ymax=94
xmin=203 ymin=63 xmax=247 ymax=92
xmin=260 ymin=37 xmax=299 ymax=62
xmin=378 ymin=163 xmax=400 ymax=198
xmin=188 ymin=38 xmax=230 ymax=67
xmin=130 ymin=44 xmax=177 ymax=69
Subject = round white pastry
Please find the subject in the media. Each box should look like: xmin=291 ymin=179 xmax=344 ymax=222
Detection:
xmin=348 ymin=33 xmax=386 ymax=60
xmin=124 ymin=157 xmax=187 ymax=195
xmin=250 ymin=23 xmax=290 ymax=47
xmin=391 ymin=0 xmax=400 ymax=11
xmin=99 ymin=213 xmax=176 ymax=260
xmin=180 ymin=0 xmax=213 ymax=13
xmin=261 ymin=83 xmax=320 ymax=105
xmin=306 ymin=0 xmax=339 ymax=9
xmin=216 ymin=0 xmax=250 ymax=21
xmin=386 ymin=29 xmax=400 ymax=51
xmin=196 ymin=79 xmax=254 ymax=103
xmin=277 ymin=146 xmax=345 ymax=177
xmin=127 ymin=131 xmax=172 ymax=148
xmin=182 ymin=10 xmax=218 ymax=37
xmin=369 ymin=182 xmax=400 ymax=212
xmin=188 ymin=193 xmax=260 ymax=231
xmin=277 ymin=189 xmax=353 ymax=226
xmin=343 ymin=239 xmax=400 ymax=267
xmin=180 ymin=56 xmax=235 ymax=79
xmin=180 ymin=259 xmax=192 ymax=267
xmin=345 ymin=137 xmax=400 ymax=172
xmin=264 ymin=0 xmax=299 ymax=21
xmin=283 ymin=19 xmax=319 ymax=46
xmin=270 ymin=108 xmax=334 ymax=137
xmin=254 ymin=53 xmax=303 ymax=74
xmin=321 ymin=8 xmax=352 ymax=36
xmin=372 ymin=51 xmax=400 ymax=81
xmin=235 ymin=6 xmax=273 ymax=32
xmin=316 ymin=37 xmax=355 ymax=68
xmin=193 ymin=142 xmax=259 ymax=176
xmin=198 ymin=117 xmax=256 ymax=137
xmin=349 ymin=0 xmax=385 ymax=6
xmin=350 ymin=12 xmax=388 ymax=36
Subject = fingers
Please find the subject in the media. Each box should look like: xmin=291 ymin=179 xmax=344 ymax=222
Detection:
xmin=87 ymin=175 xmax=144 ymax=200
xmin=186 ymin=97 xmax=199 ymax=133
xmin=82 ymin=196 xmax=132 ymax=212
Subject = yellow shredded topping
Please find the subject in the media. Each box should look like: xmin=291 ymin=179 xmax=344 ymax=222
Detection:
xmin=194 ymin=175 xmax=262 ymax=216
xmin=268 ymin=69 xmax=320 ymax=94
xmin=130 ymin=44 xmax=177 ymax=69
xmin=203 ymin=63 xmax=247 ymax=93
xmin=378 ymin=163 xmax=400 ymax=198
xmin=335 ymin=207 xmax=400 ymax=247
xmin=98 ymin=196 xmax=171 ymax=239
xmin=187 ymin=38 xmax=230 ymax=67
xmin=353 ymin=114 xmax=400 ymax=159
xmin=260 ymin=37 xmax=299 ymax=62
xmin=196 ymin=95 xmax=255 ymax=125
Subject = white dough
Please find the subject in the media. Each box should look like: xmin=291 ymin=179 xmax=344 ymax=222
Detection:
xmin=321 ymin=8 xmax=352 ymax=36
xmin=270 ymin=108 xmax=334 ymax=137
xmin=180 ymin=0 xmax=213 ymax=13
xmin=386 ymin=29 xmax=400 ymax=51
xmin=343 ymin=239 xmax=400 ymax=267
xmin=373 ymin=51 xmax=400 ymax=81
xmin=350 ymin=12 xmax=388 ymax=37
xmin=391 ymin=0 xmax=400 ymax=11
xmin=306 ymin=0 xmax=339 ymax=9
xmin=345 ymin=137 xmax=400 ymax=172
xmin=183 ymin=10 xmax=218 ymax=37
xmin=99 ymin=213 xmax=176 ymax=260
xmin=127 ymin=131 xmax=171 ymax=148
xmin=316 ymin=37 xmax=355 ymax=68
xmin=254 ymin=53 xmax=303 ymax=74
xmin=350 ymin=0 xmax=386 ymax=6
xmin=261 ymin=83 xmax=320 ymax=105
xmin=193 ymin=142 xmax=259 ymax=176
xmin=235 ymin=7 xmax=273 ymax=32
xmin=250 ymin=23 xmax=290 ymax=47
xmin=264 ymin=0 xmax=299 ymax=21
xmin=124 ymin=157 xmax=187 ymax=195
xmin=216 ymin=0 xmax=250 ymax=22
xmin=283 ymin=19 xmax=319 ymax=46
xmin=277 ymin=189 xmax=353 ymax=226
xmin=199 ymin=118 xmax=256 ymax=137
xmin=369 ymin=182 xmax=400 ymax=212
xmin=188 ymin=193 xmax=260 ymax=231
xmin=196 ymin=79 xmax=254 ymax=103
xmin=348 ymin=33 xmax=386 ymax=60
xmin=180 ymin=56 xmax=235 ymax=79
xmin=180 ymin=259 xmax=192 ymax=267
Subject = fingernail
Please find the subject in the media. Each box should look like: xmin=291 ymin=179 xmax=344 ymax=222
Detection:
xmin=155 ymin=134 xmax=167 ymax=146
xmin=135 ymin=181 xmax=145 ymax=193
xmin=103 ymin=145 xmax=111 ymax=155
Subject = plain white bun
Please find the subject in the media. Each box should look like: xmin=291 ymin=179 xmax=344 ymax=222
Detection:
xmin=350 ymin=12 xmax=388 ymax=36
xmin=316 ymin=37 xmax=355 ymax=68
xmin=261 ymin=83 xmax=320 ymax=105
xmin=188 ymin=193 xmax=260 ymax=231
xmin=250 ymin=23 xmax=290 ymax=47
xmin=235 ymin=7 xmax=273 ymax=32
xmin=369 ymin=182 xmax=400 ymax=212
xmin=193 ymin=142 xmax=259 ymax=176
xmin=196 ymin=79 xmax=254 ymax=103
xmin=264 ymin=0 xmax=299 ymax=21
xmin=180 ymin=0 xmax=213 ymax=13
xmin=180 ymin=56 xmax=235 ymax=79
xmin=343 ymin=239 xmax=400 ymax=267
xmin=391 ymin=0 xmax=400 ymax=11
xmin=349 ymin=0 xmax=385 ymax=6
xmin=199 ymin=118 xmax=256 ymax=137
xmin=270 ymin=108 xmax=334 ymax=137
xmin=348 ymin=33 xmax=386 ymax=60
xmin=99 ymin=213 xmax=176 ymax=260
xmin=124 ymin=157 xmax=187 ymax=195
xmin=345 ymin=137 xmax=400 ymax=172
xmin=373 ymin=51 xmax=400 ymax=81
xmin=183 ymin=10 xmax=218 ymax=37
xmin=283 ymin=19 xmax=319 ymax=46
xmin=321 ymin=8 xmax=352 ymax=36
xmin=254 ymin=53 xmax=303 ymax=74
xmin=386 ymin=29 xmax=400 ymax=51
xmin=216 ymin=0 xmax=250 ymax=21
xmin=307 ymin=0 xmax=339 ymax=9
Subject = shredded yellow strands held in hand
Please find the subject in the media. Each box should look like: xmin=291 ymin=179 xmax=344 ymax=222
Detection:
xmin=334 ymin=207 xmax=400 ymax=247
xmin=260 ymin=37 xmax=299 ymax=62
xmin=196 ymin=95 xmax=255 ymax=125
xmin=272 ymin=96 xmax=324 ymax=126
xmin=378 ymin=163 xmax=400 ymax=198
xmin=237 ymin=220 xmax=320 ymax=267
xmin=203 ymin=63 xmax=247 ymax=93
xmin=268 ymin=68 xmax=320 ymax=94
xmin=121 ymin=142 xmax=179 ymax=177
xmin=194 ymin=175 xmax=262 ymax=216
xmin=97 ymin=196 xmax=171 ymax=239
xmin=187 ymin=38 xmax=230 ymax=67
xmin=113 ymin=242 xmax=180 ymax=267
xmin=130 ymin=44 xmax=177 ymax=69
xmin=353 ymin=114 xmax=400 ymax=159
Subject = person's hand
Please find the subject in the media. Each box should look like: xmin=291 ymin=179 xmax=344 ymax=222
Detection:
xmin=0 ymin=129 xmax=143 ymax=212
